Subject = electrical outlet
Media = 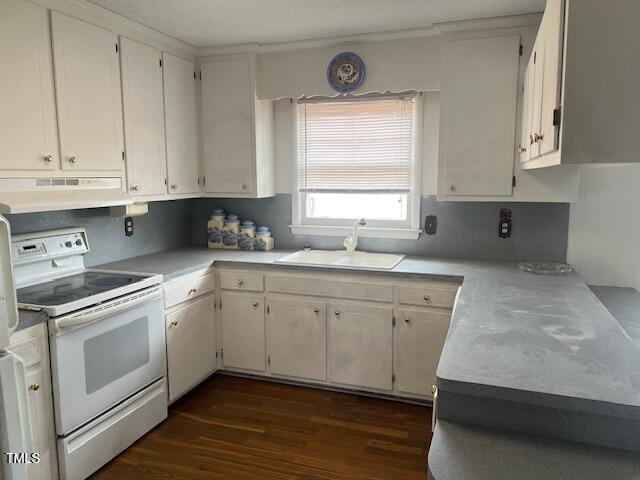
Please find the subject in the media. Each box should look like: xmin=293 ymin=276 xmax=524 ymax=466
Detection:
xmin=124 ymin=217 xmax=134 ymax=237
xmin=425 ymin=215 xmax=437 ymax=235
xmin=499 ymin=209 xmax=512 ymax=238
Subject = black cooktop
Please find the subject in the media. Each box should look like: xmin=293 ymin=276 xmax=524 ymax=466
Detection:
xmin=17 ymin=271 xmax=148 ymax=306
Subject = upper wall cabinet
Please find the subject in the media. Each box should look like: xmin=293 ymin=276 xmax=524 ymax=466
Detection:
xmin=440 ymin=34 xmax=521 ymax=197
xmin=521 ymin=0 xmax=640 ymax=168
xmin=120 ymin=37 xmax=167 ymax=196
xmin=163 ymin=52 xmax=200 ymax=195
xmin=51 ymin=12 xmax=124 ymax=172
xmin=201 ymin=56 xmax=275 ymax=198
xmin=0 ymin=0 xmax=58 ymax=172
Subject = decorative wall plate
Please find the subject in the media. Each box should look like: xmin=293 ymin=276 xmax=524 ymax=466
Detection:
xmin=327 ymin=52 xmax=365 ymax=93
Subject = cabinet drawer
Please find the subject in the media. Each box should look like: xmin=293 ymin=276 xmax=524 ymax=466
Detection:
xmin=267 ymin=274 xmax=393 ymax=303
xmin=398 ymin=284 xmax=458 ymax=308
xmin=164 ymin=272 xmax=214 ymax=309
xmin=220 ymin=271 xmax=264 ymax=292
xmin=8 ymin=335 xmax=42 ymax=369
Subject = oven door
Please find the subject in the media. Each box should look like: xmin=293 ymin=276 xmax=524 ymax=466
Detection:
xmin=49 ymin=286 xmax=166 ymax=436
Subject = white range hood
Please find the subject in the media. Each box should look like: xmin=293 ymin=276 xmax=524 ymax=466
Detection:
xmin=0 ymin=178 xmax=133 ymax=214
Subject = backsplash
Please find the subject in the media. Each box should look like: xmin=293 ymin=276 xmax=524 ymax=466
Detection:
xmin=5 ymin=200 xmax=192 ymax=267
xmin=192 ymin=194 xmax=570 ymax=262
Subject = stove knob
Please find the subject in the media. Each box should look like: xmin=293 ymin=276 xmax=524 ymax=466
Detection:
xmin=65 ymin=241 xmax=72 ymax=247
xmin=75 ymin=239 xmax=82 ymax=246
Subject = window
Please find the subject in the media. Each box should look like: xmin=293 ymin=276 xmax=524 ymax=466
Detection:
xmin=294 ymin=96 xmax=421 ymax=238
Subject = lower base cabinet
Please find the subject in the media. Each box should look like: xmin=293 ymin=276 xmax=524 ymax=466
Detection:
xmin=328 ymin=301 xmax=393 ymax=391
xmin=166 ymin=295 xmax=217 ymax=402
xmin=396 ymin=308 xmax=452 ymax=397
xmin=267 ymin=296 xmax=326 ymax=381
xmin=220 ymin=291 xmax=266 ymax=372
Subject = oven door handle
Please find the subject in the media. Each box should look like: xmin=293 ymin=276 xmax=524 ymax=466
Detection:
xmin=53 ymin=286 xmax=163 ymax=333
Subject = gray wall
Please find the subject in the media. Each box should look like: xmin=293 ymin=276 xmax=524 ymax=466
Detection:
xmin=5 ymin=200 xmax=192 ymax=267
xmin=191 ymin=194 xmax=570 ymax=262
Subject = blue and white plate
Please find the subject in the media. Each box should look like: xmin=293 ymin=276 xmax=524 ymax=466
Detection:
xmin=327 ymin=52 xmax=365 ymax=93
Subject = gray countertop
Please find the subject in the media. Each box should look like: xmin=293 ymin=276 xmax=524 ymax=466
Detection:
xmin=99 ymin=247 xmax=640 ymax=419
xmin=428 ymin=420 xmax=640 ymax=480
xmin=589 ymin=285 xmax=640 ymax=344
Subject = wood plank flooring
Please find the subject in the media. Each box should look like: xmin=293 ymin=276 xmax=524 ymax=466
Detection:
xmin=92 ymin=374 xmax=432 ymax=480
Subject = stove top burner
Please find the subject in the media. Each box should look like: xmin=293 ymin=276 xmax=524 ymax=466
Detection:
xmin=17 ymin=271 xmax=150 ymax=307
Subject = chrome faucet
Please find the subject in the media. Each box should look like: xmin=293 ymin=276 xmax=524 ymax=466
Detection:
xmin=343 ymin=218 xmax=366 ymax=253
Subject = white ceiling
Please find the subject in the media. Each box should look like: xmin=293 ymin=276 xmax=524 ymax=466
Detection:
xmin=87 ymin=0 xmax=545 ymax=48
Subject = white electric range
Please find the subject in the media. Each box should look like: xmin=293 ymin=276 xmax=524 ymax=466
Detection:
xmin=13 ymin=227 xmax=168 ymax=480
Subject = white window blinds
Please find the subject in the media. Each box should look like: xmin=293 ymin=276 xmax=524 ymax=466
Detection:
xmin=298 ymin=97 xmax=414 ymax=193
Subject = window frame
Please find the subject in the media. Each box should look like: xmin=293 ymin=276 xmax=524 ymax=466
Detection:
xmin=291 ymin=94 xmax=423 ymax=240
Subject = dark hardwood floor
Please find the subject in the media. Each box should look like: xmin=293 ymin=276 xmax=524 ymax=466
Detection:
xmin=92 ymin=374 xmax=432 ymax=479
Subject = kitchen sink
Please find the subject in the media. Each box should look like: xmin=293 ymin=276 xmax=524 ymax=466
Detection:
xmin=275 ymin=250 xmax=405 ymax=271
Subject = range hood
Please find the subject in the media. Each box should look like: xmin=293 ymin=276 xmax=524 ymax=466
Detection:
xmin=0 ymin=177 xmax=133 ymax=214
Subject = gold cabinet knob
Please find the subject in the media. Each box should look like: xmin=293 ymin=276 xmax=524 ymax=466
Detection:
xmin=237 ymin=279 xmax=244 ymax=286
xmin=170 ymin=320 xmax=178 ymax=327
xmin=423 ymin=295 xmax=431 ymax=302
xmin=171 ymin=184 xmax=178 ymax=190
xmin=241 ymin=184 xmax=247 ymax=190
xmin=334 ymin=310 xmax=341 ymax=316
xmin=313 ymin=307 xmax=319 ymax=313
xmin=44 ymin=154 xmax=53 ymax=163
xmin=404 ymin=317 xmax=410 ymax=323
xmin=533 ymin=133 xmax=543 ymax=143
xmin=517 ymin=145 xmax=526 ymax=153
xmin=529 ymin=134 xmax=535 ymax=145
xmin=432 ymin=385 xmax=437 ymax=395
xmin=68 ymin=155 xmax=77 ymax=164
xmin=448 ymin=184 xmax=455 ymax=192
xmin=188 ymin=288 xmax=197 ymax=295
xmin=252 ymin=301 xmax=259 ymax=307
xmin=29 ymin=384 xmax=40 ymax=391
xmin=130 ymin=185 xmax=139 ymax=191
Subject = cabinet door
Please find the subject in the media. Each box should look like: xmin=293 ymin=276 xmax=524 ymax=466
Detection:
xmin=201 ymin=58 xmax=254 ymax=194
xmin=25 ymin=369 xmax=57 ymax=480
xmin=163 ymin=53 xmax=200 ymax=194
xmin=221 ymin=291 xmax=265 ymax=371
xmin=519 ymin=55 xmax=535 ymax=163
xmin=397 ymin=308 xmax=451 ymax=397
xmin=120 ymin=37 xmax=166 ymax=195
xmin=443 ymin=35 xmax=520 ymax=196
xmin=268 ymin=296 xmax=326 ymax=381
xmin=529 ymin=35 xmax=545 ymax=160
xmin=51 ymin=12 xmax=124 ymax=172
xmin=166 ymin=295 xmax=216 ymax=402
xmin=0 ymin=0 xmax=58 ymax=171
xmin=539 ymin=0 xmax=564 ymax=156
xmin=328 ymin=301 xmax=393 ymax=391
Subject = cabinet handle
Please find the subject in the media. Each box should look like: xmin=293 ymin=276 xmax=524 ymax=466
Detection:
xmin=170 ymin=320 xmax=178 ymax=327
xmin=529 ymin=134 xmax=535 ymax=145
xmin=448 ymin=184 xmax=455 ymax=192
xmin=68 ymin=156 xmax=77 ymax=164
xmin=432 ymin=385 xmax=438 ymax=395
xmin=423 ymin=295 xmax=431 ymax=302
xmin=188 ymin=288 xmax=198 ymax=295
xmin=533 ymin=133 xmax=543 ymax=143
xmin=131 ymin=185 xmax=139 ymax=191
xmin=241 ymin=184 xmax=247 ymax=190
xmin=44 ymin=154 xmax=53 ymax=164
xmin=29 ymin=384 xmax=40 ymax=391
xmin=517 ymin=145 xmax=526 ymax=153
xmin=334 ymin=310 xmax=341 ymax=316
xmin=171 ymin=184 xmax=178 ymax=190
xmin=237 ymin=280 xmax=244 ymax=286
xmin=404 ymin=317 xmax=410 ymax=323
xmin=313 ymin=307 xmax=319 ymax=313
xmin=252 ymin=301 xmax=259 ymax=308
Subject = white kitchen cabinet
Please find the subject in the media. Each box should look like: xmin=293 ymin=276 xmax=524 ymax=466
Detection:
xmin=200 ymin=55 xmax=275 ymax=197
xmin=0 ymin=0 xmax=58 ymax=172
xmin=440 ymin=34 xmax=521 ymax=197
xmin=396 ymin=308 xmax=451 ymax=398
xmin=327 ymin=301 xmax=393 ymax=391
xmin=51 ymin=12 xmax=124 ymax=172
xmin=9 ymin=324 xmax=57 ymax=480
xmin=220 ymin=290 xmax=266 ymax=372
xmin=120 ymin=37 xmax=166 ymax=196
xmin=166 ymin=295 xmax=217 ymax=402
xmin=163 ymin=53 xmax=200 ymax=195
xmin=267 ymin=296 xmax=326 ymax=381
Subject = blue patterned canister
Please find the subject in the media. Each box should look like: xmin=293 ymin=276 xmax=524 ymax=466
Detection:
xmin=222 ymin=215 xmax=240 ymax=249
xmin=254 ymin=226 xmax=274 ymax=251
xmin=207 ymin=208 xmax=225 ymax=249
xmin=238 ymin=220 xmax=256 ymax=250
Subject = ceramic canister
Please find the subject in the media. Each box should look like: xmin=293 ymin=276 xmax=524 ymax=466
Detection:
xmin=254 ymin=226 xmax=274 ymax=251
xmin=238 ymin=220 xmax=256 ymax=250
xmin=207 ymin=208 xmax=225 ymax=249
xmin=222 ymin=215 xmax=240 ymax=249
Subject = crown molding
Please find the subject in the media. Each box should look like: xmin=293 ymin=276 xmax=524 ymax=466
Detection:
xmin=434 ymin=12 xmax=542 ymax=34
xmin=30 ymin=0 xmax=197 ymax=58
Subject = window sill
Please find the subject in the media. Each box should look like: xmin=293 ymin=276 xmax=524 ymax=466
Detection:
xmin=289 ymin=225 xmax=422 ymax=240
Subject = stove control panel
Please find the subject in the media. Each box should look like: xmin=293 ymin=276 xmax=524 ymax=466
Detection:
xmin=12 ymin=229 xmax=89 ymax=266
